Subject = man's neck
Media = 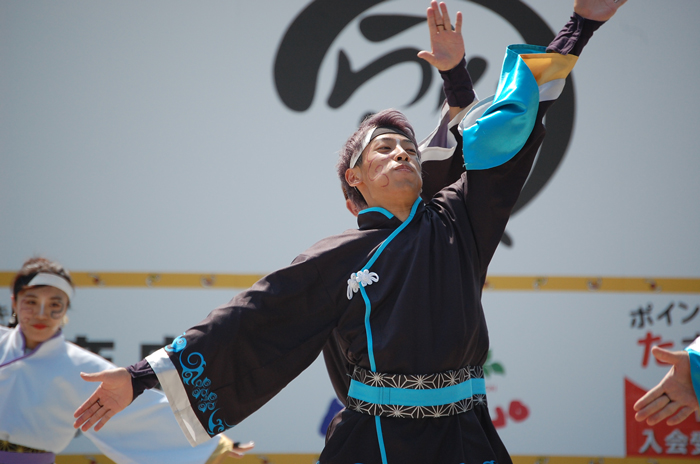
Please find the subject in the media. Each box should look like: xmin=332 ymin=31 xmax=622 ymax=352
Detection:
xmin=371 ymin=197 xmax=418 ymax=222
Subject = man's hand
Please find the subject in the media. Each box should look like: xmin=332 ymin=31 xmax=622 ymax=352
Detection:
xmin=633 ymin=347 xmax=699 ymax=426
xmin=574 ymin=0 xmax=627 ymax=22
xmin=73 ymin=367 xmax=134 ymax=432
xmin=417 ymin=1 xmax=464 ymax=72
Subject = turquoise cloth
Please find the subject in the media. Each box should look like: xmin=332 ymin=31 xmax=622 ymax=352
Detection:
xmin=348 ymin=377 xmax=486 ymax=407
xmin=462 ymin=45 xmax=546 ymax=170
xmin=686 ymin=347 xmax=700 ymax=404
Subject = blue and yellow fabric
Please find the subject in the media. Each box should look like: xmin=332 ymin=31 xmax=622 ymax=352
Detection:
xmin=460 ymin=44 xmax=577 ymax=170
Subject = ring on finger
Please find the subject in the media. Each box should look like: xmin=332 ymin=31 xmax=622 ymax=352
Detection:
xmin=96 ymin=399 xmax=102 ymax=408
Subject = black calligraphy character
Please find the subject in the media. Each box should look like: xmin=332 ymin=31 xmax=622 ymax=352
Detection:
xmin=656 ymin=302 xmax=674 ymax=326
xmin=141 ymin=336 xmax=176 ymax=359
xmin=73 ymin=335 xmax=115 ymax=362
xmin=274 ymin=0 xmax=576 ymax=247
xmin=630 ymin=304 xmax=653 ymax=329
xmin=637 ymin=331 xmax=674 ymax=368
xmin=680 ymin=303 xmax=699 ymax=324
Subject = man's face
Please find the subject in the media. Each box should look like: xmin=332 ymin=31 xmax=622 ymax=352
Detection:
xmin=349 ymin=133 xmax=422 ymax=209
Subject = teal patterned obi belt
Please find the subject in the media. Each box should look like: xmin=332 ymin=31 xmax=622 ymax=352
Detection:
xmin=347 ymin=365 xmax=487 ymax=419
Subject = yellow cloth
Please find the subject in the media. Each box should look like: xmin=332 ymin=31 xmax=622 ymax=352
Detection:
xmin=520 ymin=53 xmax=578 ymax=85
xmin=205 ymin=435 xmax=237 ymax=464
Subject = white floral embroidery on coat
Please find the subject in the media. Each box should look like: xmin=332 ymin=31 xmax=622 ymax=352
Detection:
xmin=346 ymin=269 xmax=379 ymax=300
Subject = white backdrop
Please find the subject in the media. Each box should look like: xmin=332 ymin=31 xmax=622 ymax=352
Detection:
xmin=1 ymin=0 xmax=699 ymax=458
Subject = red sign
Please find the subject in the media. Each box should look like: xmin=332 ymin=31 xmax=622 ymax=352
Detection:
xmin=625 ymin=377 xmax=700 ymax=457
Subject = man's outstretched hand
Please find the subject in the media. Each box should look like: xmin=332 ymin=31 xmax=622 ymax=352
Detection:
xmin=633 ymin=347 xmax=699 ymax=426
xmin=73 ymin=367 xmax=133 ymax=432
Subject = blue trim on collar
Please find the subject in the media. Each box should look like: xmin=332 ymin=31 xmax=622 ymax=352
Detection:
xmin=360 ymin=285 xmax=377 ymax=373
xmin=359 ymin=197 xmax=421 ymax=375
xmin=363 ymin=198 xmax=421 ymax=273
xmin=359 ymin=207 xmax=394 ymax=219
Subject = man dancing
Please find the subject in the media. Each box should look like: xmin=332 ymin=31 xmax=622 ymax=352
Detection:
xmin=75 ymin=1 xmax=626 ymax=462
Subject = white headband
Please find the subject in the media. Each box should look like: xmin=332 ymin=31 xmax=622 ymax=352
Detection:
xmin=349 ymin=129 xmax=377 ymax=169
xmin=349 ymin=127 xmax=413 ymax=169
xmin=26 ymin=273 xmax=74 ymax=301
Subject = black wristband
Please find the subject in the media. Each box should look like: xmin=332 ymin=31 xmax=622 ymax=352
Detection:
xmin=126 ymin=358 xmax=160 ymax=401
xmin=439 ymin=57 xmax=475 ymax=109
xmin=547 ymin=12 xmax=605 ymax=57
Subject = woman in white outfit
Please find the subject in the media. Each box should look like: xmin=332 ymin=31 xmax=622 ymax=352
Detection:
xmin=0 ymin=257 xmax=252 ymax=464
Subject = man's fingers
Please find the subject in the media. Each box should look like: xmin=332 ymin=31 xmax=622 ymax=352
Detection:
xmin=431 ymin=1 xmax=442 ymax=23
xmin=417 ymin=50 xmax=437 ymax=66
xmin=634 ymin=393 xmax=669 ymax=422
xmin=74 ymin=391 xmax=102 ymax=420
xmin=651 ymin=346 xmax=682 ymax=365
xmin=646 ymin=399 xmax=681 ymax=426
xmin=426 ymin=7 xmax=436 ymax=29
xmin=80 ymin=371 xmax=104 ymax=382
xmin=439 ymin=2 xmax=452 ymax=30
xmin=454 ymin=11 xmax=462 ymax=34
xmin=633 ymin=383 xmax=665 ymax=412
xmin=650 ymin=345 xmax=674 ymax=363
xmin=94 ymin=408 xmax=116 ymax=432
xmin=429 ymin=1 xmax=446 ymax=32
xmin=427 ymin=6 xmax=442 ymax=35
xmin=79 ymin=402 xmax=109 ymax=432
xmin=667 ymin=406 xmax=694 ymax=426
xmin=73 ymin=413 xmax=88 ymax=429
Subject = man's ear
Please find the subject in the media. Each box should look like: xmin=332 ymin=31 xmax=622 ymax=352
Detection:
xmin=345 ymin=199 xmax=360 ymax=217
xmin=345 ymin=167 xmax=362 ymax=187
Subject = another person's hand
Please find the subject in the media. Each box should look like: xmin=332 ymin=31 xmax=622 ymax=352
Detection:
xmin=210 ymin=439 xmax=255 ymax=463
xmin=417 ymin=1 xmax=464 ymax=71
xmin=73 ymin=367 xmax=133 ymax=432
xmin=229 ymin=441 xmax=255 ymax=459
xmin=633 ymin=347 xmax=699 ymax=426
xmin=574 ymin=0 xmax=627 ymax=22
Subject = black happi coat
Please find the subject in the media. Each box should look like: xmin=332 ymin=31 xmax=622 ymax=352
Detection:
xmin=151 ymin=14 xmax=599 ymax=461
xmin=155 ymin=101 xmax=550 ymax=463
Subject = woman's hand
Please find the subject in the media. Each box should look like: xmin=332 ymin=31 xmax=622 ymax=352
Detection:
xmin=73 ymin=367 xmax=134 ymax=432
xmin=229 ymin=441 xmax=255 ymax=459
xmin=574 ymin=0 xmax=627 ymax=22
xmin=417 ymin=1 xmax=464 ymax=72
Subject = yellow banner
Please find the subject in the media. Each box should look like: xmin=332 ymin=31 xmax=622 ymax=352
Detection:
xmin=2 ymin=271 xmax=699 ymax=293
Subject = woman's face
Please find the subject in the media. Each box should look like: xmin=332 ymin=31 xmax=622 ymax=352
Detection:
xmin=12 ymin=285 xmax=69 ymax=350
